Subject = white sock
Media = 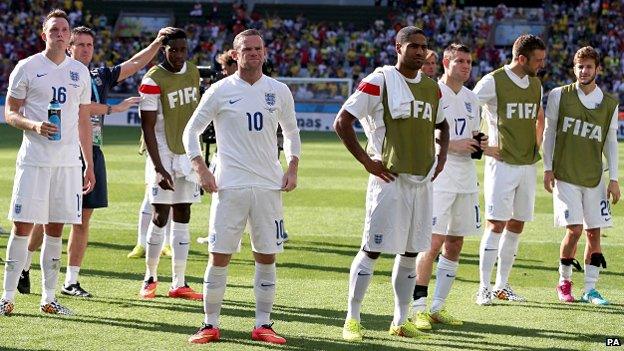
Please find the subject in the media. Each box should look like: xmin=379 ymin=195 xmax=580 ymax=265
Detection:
xmin=412 ymin=297 xmax=427 ymax=313
xmin=64 ymin=266 xmax=80 ymax=286
xmin=559 ymin=262 xmax=573 ymax=283
xmin=479 ymin=228 xmax=501 ymax=288
xmin=137 ymin=195 xmax=151 ymax=247
xmin=392 ymin=255 xmax=417 ymax=326
xmin=494 ymin=229 xmax=520 ymax=290
xmin=24 ymin=250 xmax=34 ymax=272
xmin=145 ymin=222 xmax=164 ymax=281
xmin=346 ymin=251 xmax=377 ymax=322
xmin=203 ymin=264 xmax=228 ymax=327
xmin=163 ymin=211 xmax=173 ymax=247
xmin=254 ymin=262 xmax=276 ymax=327
xmin=171 ymin=222 xmax=190 ymax=288
xmin=431 ymin=255 xmax=459 ymax=313
xmin=2 ymin=233 xmax=28 ymax=302
xmin=584 ymin=264 xmax=600 ymax=292
xmin=41 ymin=234 xmax=62 ymax=304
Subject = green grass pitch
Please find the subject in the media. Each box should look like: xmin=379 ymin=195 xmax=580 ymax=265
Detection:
xmin=0 ymin=124 xmax=622 ymax=351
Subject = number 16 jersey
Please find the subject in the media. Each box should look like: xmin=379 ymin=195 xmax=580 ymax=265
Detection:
xmin=187 ymin=73 xmax=300 ymax=190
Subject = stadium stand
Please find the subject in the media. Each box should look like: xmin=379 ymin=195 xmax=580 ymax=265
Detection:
xmin=0 ymin=0 xmax=622 ymax=105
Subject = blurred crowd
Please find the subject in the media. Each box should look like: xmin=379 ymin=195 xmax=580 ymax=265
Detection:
xmin=0 ymin=0 xmax=623 ymax=104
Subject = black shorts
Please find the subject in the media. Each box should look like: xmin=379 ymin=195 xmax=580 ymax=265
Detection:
xmin=82 ymin=145 xmax=108 ymax=209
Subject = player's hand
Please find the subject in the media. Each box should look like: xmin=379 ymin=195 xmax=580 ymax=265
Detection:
xmin=281 ymin=168 xmax=298 ymax=192
xmin=156 ymin=167 xmax=175 ymax=191
xmin=155 ymin=27 xmax=176 ymax=44
xmin=478 ymin=134 xmax=489 ymax=149
xmin=34 ymin=121 xmax=58 ymax=138
xmin=607 ymin=180 xmax=620 ymax=205
xmin=114 ymin=97 xmax=140 ymax=113
xmin=364 ymin=159 xmax=396 ymax=182
xmin=543 ymin=170 xmax=555 ymax=193
xmin=432 ymin=154 xmax=446 ymax=181
xmin=483 ymin=146 xmax=502 ymax=161
xmin=198 ymin=168 xmax=218 ymax=193
xmin=83 ymin=167 xmax=96 ymax=195
xmin=449 ymin=138 xmax=479 ymax=155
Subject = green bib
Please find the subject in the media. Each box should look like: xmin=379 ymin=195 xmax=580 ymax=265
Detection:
xmin=145 ymin=62 xmax=200 ymax=154
xmin=493 ymin=67 xmax=542 ymax=165
xmin=552 ymin=83 xmax=618 ymax=187
xmin=380 ymin=75 xmax=439 ymax=176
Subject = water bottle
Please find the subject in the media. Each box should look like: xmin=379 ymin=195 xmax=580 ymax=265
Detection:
xmin=47 ymin=98 xmax=61 ymax=141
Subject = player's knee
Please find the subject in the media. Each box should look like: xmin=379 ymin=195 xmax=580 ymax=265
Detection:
xmin=585 ymin=229 xmax=600 ymax=241
xmin=488 ymin=220 xmax=505 ymax=233
xmin=363 ymin=250 xmax=380 ymax=260
xmin=209 ymin=253 xmax=232 ymax=267
xmin=443 ymin=237 xmax=463 ymax=259
xmin=172 ymin=204 xmax=191 ymax=223
xmin=506 ymin=219 xmax=524 ymax=233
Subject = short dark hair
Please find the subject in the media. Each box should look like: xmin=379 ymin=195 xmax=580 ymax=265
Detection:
xmin=443 ymin=43 xmax=470 ymax=60
xmin=43 ymin=9 xmax=69 ymax=30
xmin=395 ymin=26 xmax=425 ymax=45
xmin=512 ymin=34 xmax=546 ymax=60
xmin=233 ymin=29 xmax=263 ymax=50
xmin=70 ymin=26 xmax=95 ymax=45
xmin=574 ymin=46 xmax=600 ymax=67
xmin=162 ymin=28 xmax=187 ymax=46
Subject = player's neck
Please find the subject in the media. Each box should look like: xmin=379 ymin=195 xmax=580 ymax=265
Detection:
xmin=43 ymin=47 xmax=66 ymax=65
xmin=577 ymin=81 xmax=597 ymax=95
xmin=238 ymin=68 xmax=263 ymax=85
xmin=508 ymin=62 xmax=527 ymax=79
xmin=395 ymin=64 xmax=418 ymax=79
xmin=161 ymin=61 xmax=181 ymax=73
xmin=440 ymin=74 xmax=462 ymax=94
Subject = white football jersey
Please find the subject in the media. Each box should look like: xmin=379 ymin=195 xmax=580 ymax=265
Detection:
xmin=8 ymin=53 xmax=91 ymax=167
xmin=184 ymin=73 xmax=301 ymax=190
xmin=433 ymin=81 xmax=480 ymax=193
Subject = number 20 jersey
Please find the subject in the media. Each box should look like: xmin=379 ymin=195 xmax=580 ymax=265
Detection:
xmin=191 ymin=73 xmax=300 ymax=190
xmin=7 ymin=53 xmax=91 ymax=167
xmin=434 ymin=81 xmax=481 ymax=194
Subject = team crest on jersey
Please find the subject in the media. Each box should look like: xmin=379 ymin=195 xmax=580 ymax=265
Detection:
xmin=70 ymin=71 xmax=80 ymax=82
xmin=432 ymin=217 xmax=437 ymax=226
xmin=14 ymin=204 xmax=22 ymax=214
xmin=265 ymin=93 xmax=276 ymax=106
xmin=564 ymin=210 xmax=569 ymax=219
xmin=152 ymin=187 xmax=159 ymax=196
xmin=465 ymin=102 xmax=472 ymax=114
xmin=374 ymin=234 xmax=383 ymax=245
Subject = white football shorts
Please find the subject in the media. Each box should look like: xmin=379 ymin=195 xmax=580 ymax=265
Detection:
xmin=432 ymin=191 xmax=481 ymax=236
xmin=484 ymin=158 xmax=536 ymax=222
xmin=8 ymin=165 xmax=83 ymax=224
xmin=553 ymin=177 xmax=612 ymax=229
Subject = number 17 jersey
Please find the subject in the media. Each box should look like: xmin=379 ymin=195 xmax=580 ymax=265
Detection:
xmin=434 ymin=81 xmax=481 ymax=193
xmin=190 ymin=73 xmax=299 ymax=190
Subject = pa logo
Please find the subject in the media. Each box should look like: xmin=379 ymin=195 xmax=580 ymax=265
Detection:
xmin=14 ymin=204 xmax=22 ymax=214
xmin=373 ymin=234 xmax=383 ymax=245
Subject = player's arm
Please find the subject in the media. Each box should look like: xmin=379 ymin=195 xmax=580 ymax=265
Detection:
xmin=434 ymin=118 xmax=449 ymax=180
xmin=117 ymin=28 xmax=173 ymax=82
xmin=542 ymin=88 xmax=561 ymax=193
xmin=277 ymin=87 xmax=301 ymax=192
xmin=183 ymin=87 xmax=217 ymax=193
xmin=4 ymin=96 xmax=57 ymax=136
xmin=78 ymin=103 xmax=95 ymax=194
xmin=89 ymin=97 xmax=140 ymax=116
xmin=334 ymin=109 xmax=395 ymax=182
xmin=604 ymin=106 xmax=620 ymax=204
xmin=536 ymin=106 xmax=545 ymax=148
xmin=141 ymin=109 xmax=174 ymax=191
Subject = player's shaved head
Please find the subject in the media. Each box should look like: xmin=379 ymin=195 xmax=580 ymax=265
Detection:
xmin=43 ymin=9 xmax=69 ymax=30
xmin=395 ymin=26 xmax=425 ymax=45
xmin=233 ymin=29 xmax=264 ymax=50
xmin=162 ymin=28 xmax=187 ymax=46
